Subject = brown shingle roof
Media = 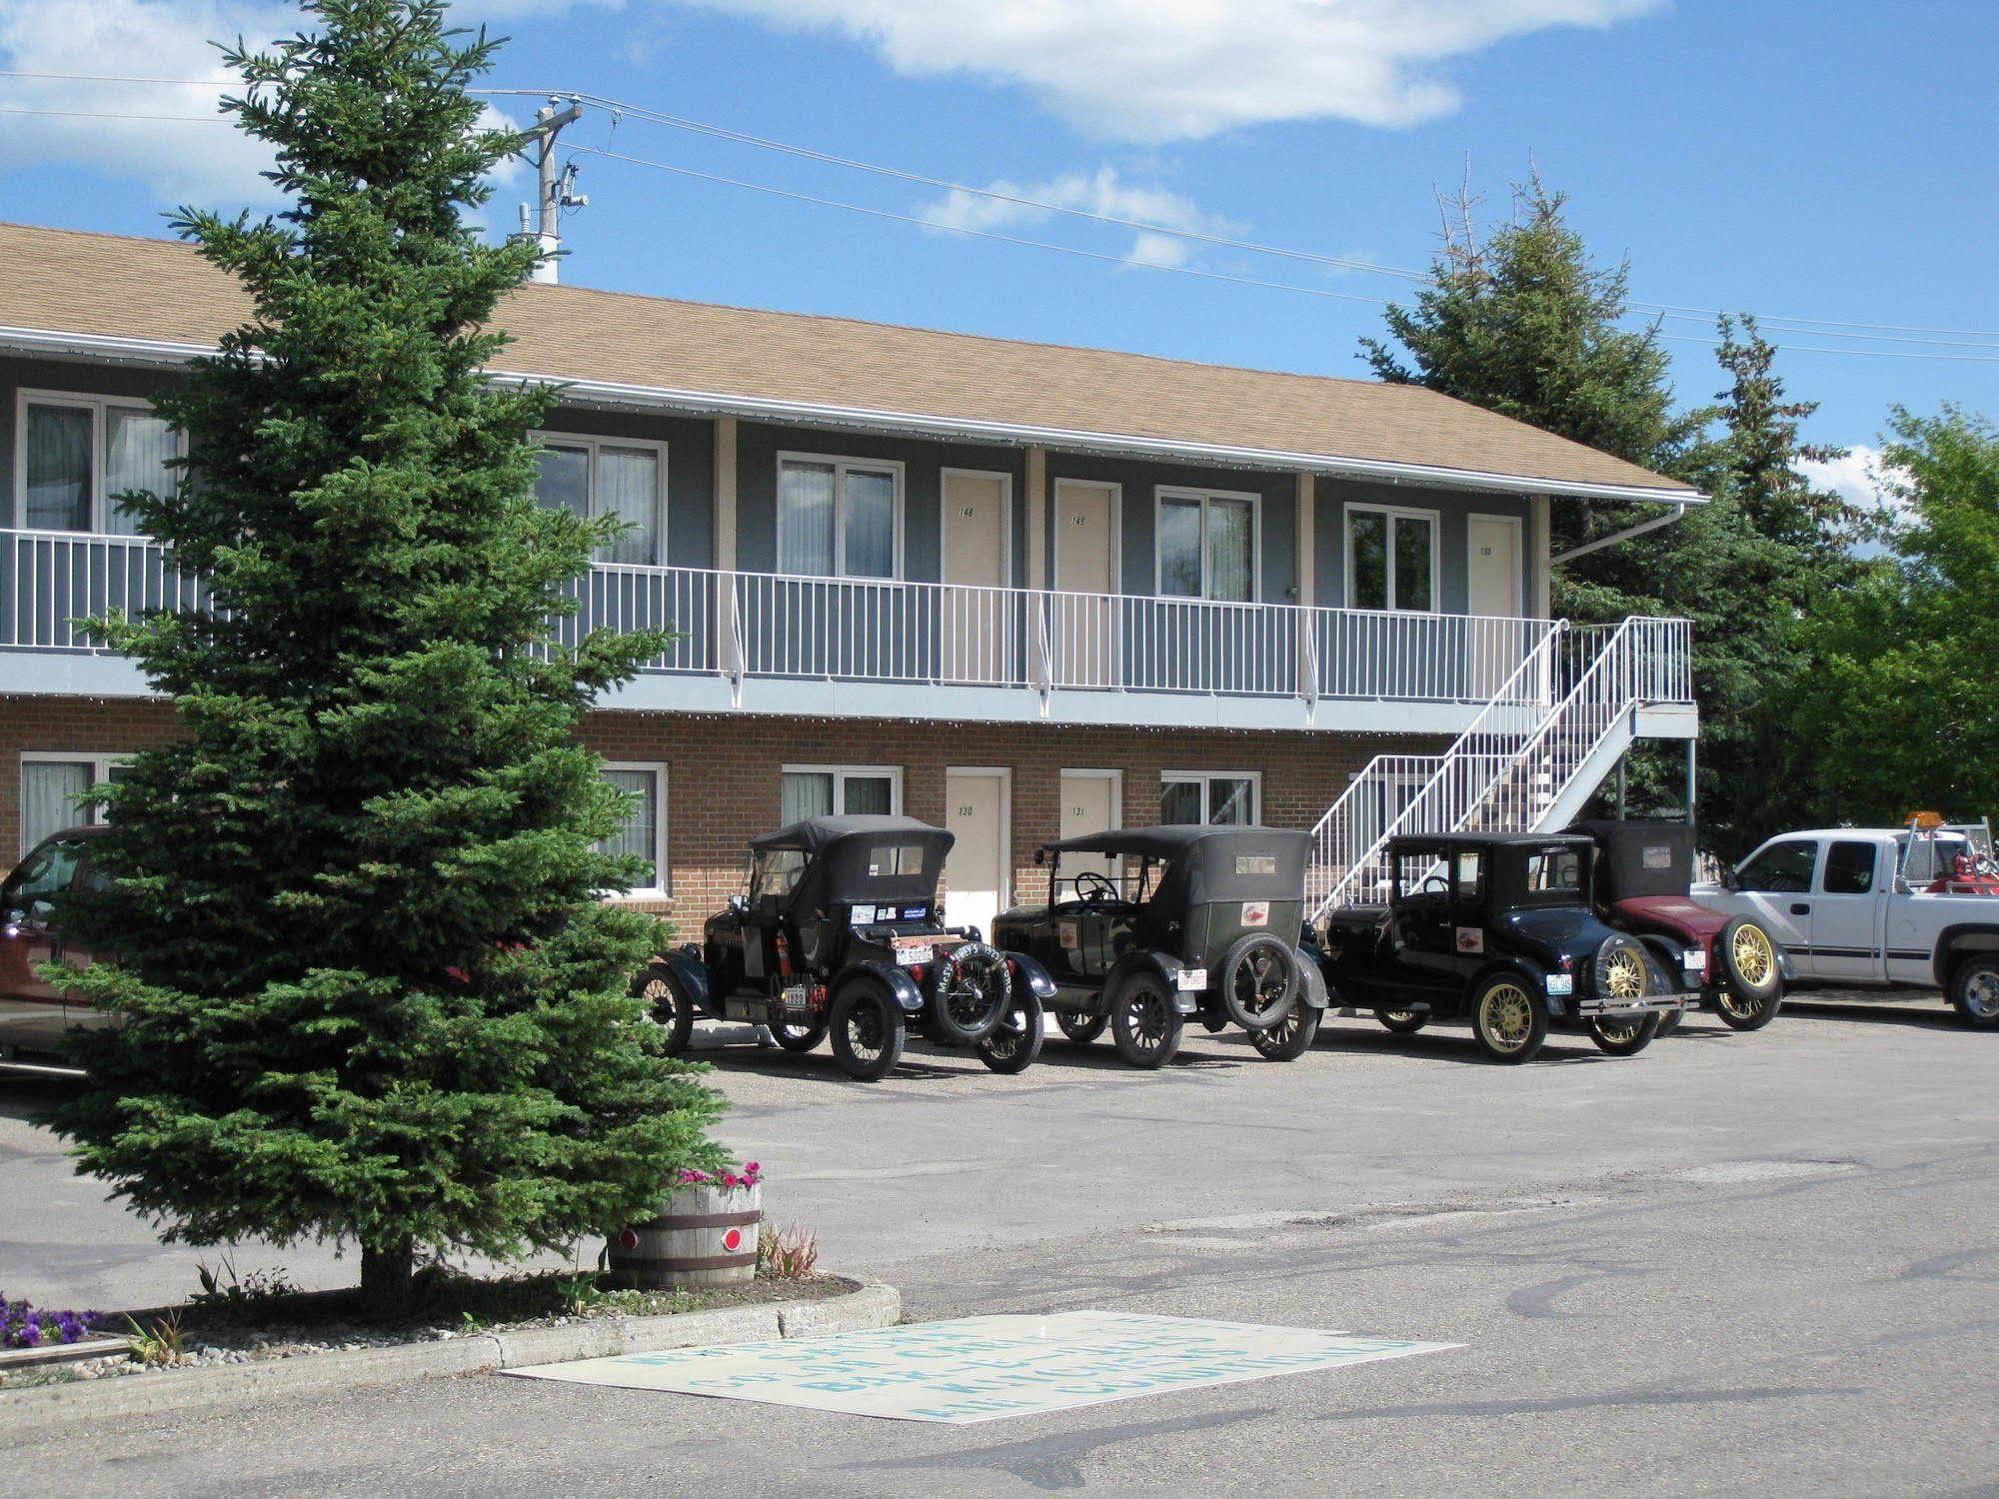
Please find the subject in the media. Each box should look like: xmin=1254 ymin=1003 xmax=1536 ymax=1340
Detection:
xmin=0 ymin=221 xmax=1696 ymax=500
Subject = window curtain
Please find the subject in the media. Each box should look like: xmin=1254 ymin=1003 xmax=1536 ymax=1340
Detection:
xmin=1160 ymin=779 xmax=1203 ymax=825
xmin=1158 ymin=499 xmax=1202 ymax=598
xmin=104 ymin=409 xmax=177 ymax=535
xmin=599 ymin=769 xmax=659 ymax=888
xmin=20 ymin=761 xmax=92 ymax=852
xmin=781 ymin=771 xmax=834 ymax=824
xmin=24 ymin=404 xmax=92 ymax=531
xmin=778 ymin=462 xmax=836 ymax=576
xmin=841 ymin=775 xmax=893 ymax=815
xmin=842 ymin=469 xmax=896 ymax=578
xmin=1394 ymin=515 xmax=1435 ymax=611
xmin=597 ymin=447 xmax=660 ymax=565
xmin=1209 ymin=777 xmax=1255 ymax=825
xmin=1207 ymin=500 xmax=1253 ymax=602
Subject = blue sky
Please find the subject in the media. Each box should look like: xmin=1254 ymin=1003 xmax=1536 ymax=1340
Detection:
xmin=3 ymin=0 xmax=1995 ymax=500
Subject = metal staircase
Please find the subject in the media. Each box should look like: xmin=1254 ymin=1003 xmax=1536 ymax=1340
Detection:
xmin=1307 ymin=616 xmax=1693 ymax=919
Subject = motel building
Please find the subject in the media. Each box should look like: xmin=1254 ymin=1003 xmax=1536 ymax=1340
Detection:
xmin=0 ymin=221 xmax=1701 ymax=932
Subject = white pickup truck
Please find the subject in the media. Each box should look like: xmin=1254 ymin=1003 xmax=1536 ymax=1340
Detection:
xmin=1695 ymin=825 xmax=1999 ymax=1027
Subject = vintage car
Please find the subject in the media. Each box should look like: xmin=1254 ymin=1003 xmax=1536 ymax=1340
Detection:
xmin=1311 ymin=832 xmax=1698 ymax=1063
xmin=638 ymin=814 xmax=1057 ymax=1081
xmin=1570 ymin=819 xmax=1787 ymax=1031
xmin=989 ymin=825 xmax=1328 ymax=1068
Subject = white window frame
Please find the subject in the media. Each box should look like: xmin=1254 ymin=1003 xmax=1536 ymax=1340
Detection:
xmin=1160 ymin=769 xmax=1262 ymax=826
xmin=529 ymin=430 xmax=669 ymax=566
xmin=599 ymin=760 xmax=668 ymax=898
xmin=1345 ymin=502 xmax=1441 ymax=614
xmin=19 ymin=751 xmax=133 ymax=855
xmin=14 ymin=390 xmax=182 ymax=534
xmin=1154 ymin=485 xmax=1262 ymax=602
xmin=775 ymin=452 xmax=906 ymax=580
xmin=938 ymin=467 xmax=1014 ymax=589
xmin=780 ymin=763 xmax=904 ymax=818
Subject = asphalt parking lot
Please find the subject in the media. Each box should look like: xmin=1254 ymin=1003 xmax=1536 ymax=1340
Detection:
xmin=3 ymin=992 xmax=1995 ymax=1496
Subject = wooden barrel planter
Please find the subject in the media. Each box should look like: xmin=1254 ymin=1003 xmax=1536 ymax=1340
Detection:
xmin=607 ymin=1182 xmax=762 ymax=1290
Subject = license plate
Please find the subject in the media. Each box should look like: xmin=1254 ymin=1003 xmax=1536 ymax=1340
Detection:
xmin=1545 ymin=973 xmax=1574 ymax=996
xmin=1683 ymin=949 xmax=1708 ymax=970
xmin=895 ymin=947 xmax=928 ymax=968
xmin=1176 ymin=968 xmax=1209 ymax=991
xmin=780 ymin=984 xmax=811 ymax=1016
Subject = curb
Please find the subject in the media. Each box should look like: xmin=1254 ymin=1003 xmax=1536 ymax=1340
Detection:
xmin=0 ymin=1280 xmax=899 ymax=1443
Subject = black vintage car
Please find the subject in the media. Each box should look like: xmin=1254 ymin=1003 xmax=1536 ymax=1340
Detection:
xmin=1312 ymin=832 xmax=1697 ymax=1063
xmin=637 ymin=815 xmax=1057 ymax=1081
xmin=990 ymin=825 xmax=1328 ymax=1068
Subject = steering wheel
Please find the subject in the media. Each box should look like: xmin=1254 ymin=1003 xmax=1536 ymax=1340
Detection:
xmin=1074 ymin=869 xmax=1120 ymax=905
xmin=1420 ymin=874 xmax=1450 ymax=898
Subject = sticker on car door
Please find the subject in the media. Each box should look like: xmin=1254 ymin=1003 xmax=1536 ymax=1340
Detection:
xmin=1240 ymin=902 xmax=1269 ymax=928
xmin=1455 ymin=927 xmax=1485 ymax=954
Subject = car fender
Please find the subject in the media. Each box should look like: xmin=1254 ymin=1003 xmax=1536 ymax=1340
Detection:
xmin=658 ymin=948 xmax=715 ymax=1018
xmin=1296 ymin=955 xmax=1330 ymax=1011
xmin=1466 ymin=955 xmax=1565 ymax=1017
xmin=1634 ymin=933 xmax=1700 ymax=993
xmin=1932 ymin=923 xmax=1999 ymax=988
xmin=1105 ymin=949 xmax=1202 ymax=1016
xmin=1001 ymin=950 xmax=1059 ymax=1002
xmin=838 ymin=960 xmax=927 ymax=1014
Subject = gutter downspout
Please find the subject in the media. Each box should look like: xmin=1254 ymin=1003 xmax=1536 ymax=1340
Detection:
xmin=1549 ymin=501 xmax=1691 ymax=567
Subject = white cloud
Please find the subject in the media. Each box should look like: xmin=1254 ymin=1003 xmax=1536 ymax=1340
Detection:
xmin=0 ymin=0 xmax=524 ymax=206
xmin=918 ymin=165 xmax=1229 ymax=267
xmin=685 ymin=0 xmax=1663 ymax=141
xmin=1800 ymin=444 xmax=1913 ymax=524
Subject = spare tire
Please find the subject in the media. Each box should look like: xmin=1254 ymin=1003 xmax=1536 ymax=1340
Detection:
xmin=926 ymin=941 xmax=1011 ymax=1045
xmin=1218 ymin=933 xmax=1300 ymax=1031
xmin=1592 ymin=933 xmax=1653 ymax=1009
xmin=1716 ymin=917 xmax=1783 ymax=1029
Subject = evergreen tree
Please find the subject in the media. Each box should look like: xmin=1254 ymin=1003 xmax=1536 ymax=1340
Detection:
xmin=50 ymin=0 xmax=722 ymax=1315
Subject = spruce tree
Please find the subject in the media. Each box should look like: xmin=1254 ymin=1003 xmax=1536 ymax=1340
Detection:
xmin=50 ymin=0 xmax=722 ymax=1315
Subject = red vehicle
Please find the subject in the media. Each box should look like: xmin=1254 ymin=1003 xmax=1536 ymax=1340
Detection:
xmin=1571 ymin=820 xmax=1787 ymax=1031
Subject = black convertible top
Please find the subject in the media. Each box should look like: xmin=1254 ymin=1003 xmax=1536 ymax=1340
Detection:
xmin=749 ymin=815 xmax=954 ymax=911
xmin=1569 ymin=819 xmax=1695 ymax=901
xmin=749 ymin=814 xmax=946 ymax=854
xmin=1046 ymin=824 xmax=1310 ymax=906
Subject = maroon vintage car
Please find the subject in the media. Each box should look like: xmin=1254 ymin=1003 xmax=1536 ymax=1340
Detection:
xmin=1570 ymin=820 xmax=1787 ymax=1032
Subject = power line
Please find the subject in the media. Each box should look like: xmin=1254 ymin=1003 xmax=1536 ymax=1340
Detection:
xmin=0 ymin=104 xmax=225 ymax=123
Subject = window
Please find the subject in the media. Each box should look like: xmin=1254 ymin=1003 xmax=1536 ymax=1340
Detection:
xmin=531 ymin=433 xmax=666 ymax=565
xmin=1523 ymin=848 xmax=1585 ymax=895
xmin=1161 ymin=772 xmax=1260 ymax=826
xmin=16 ymin=392 xmax=179 ymax=534
xmin=20 ymin=754 xmax=131 ymax=856
xmin=1157 ymin=488 xmax=1256 ymax=602
xmin=1453 ymin=850 xmax=1485 ymax=902
xmin=2 ymin=835 xmax=87 ymax=908
xmin=777 ymin=455 xmax=901 ymax=578
xmin=1736 ymin=840 xmax=1818 ymax=894
xmin=1822 ymin=841 xmax=1877 ymax=895
xmin=781 ymin=765 xmax=902 ymax=823
xmin=1347 ymin=505 xmax=1437 ymax=612
xmin=598 ymin=763 xmax=666 ymax=895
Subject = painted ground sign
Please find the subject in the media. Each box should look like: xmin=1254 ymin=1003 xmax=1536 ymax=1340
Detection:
xmin=506 ymin=1310 xmax=1459 ymax=1423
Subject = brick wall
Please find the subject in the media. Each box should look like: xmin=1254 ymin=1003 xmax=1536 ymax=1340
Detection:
xmin=2 ymin=695 xmax=1442 ymax=928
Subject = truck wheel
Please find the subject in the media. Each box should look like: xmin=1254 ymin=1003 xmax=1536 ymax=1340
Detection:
xmin=1110 ymin=975 xmax=1184 ymax=1069
xmin=977 ymin=990 xmax=1044 ymax=1075
xmin=1470 ymin=974 xmax=1548 ymax=1064
xmin=926 ymin=942 xmax=1010 ymax=1045
xmin=829 ymin=979 xmax=905 ymax=1081
xmin=1379 ymin=1010 xmax=1427 ymax=1034
xmin=1057 ymin=1011 xmax=1107 ymax=1045
xmin=1249 ymin=1000 xmax=1322 ymax=1061
xmin=1218 ymin=934 xmax=1299 ymax=1031
xmin=1949 ymin=956 xmax=1999 ymax=1028
xmin=634 ymin=962 xmax=695 ymax=1057
xmin=1588 ymin=1012 xmax=1663 ymax=1056
xmin=771 ymin=1014 xmax=830 ymax=1052
xmin=1717 ymin=919 xmax=1783 ymax=1028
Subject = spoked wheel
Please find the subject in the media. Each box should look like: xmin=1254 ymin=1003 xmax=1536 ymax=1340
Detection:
xmin=1588 ymin=1011 xmax=1663 ymax=1056
xmin=1056 ymin=1011 xmax=1107 ymax=1045
xmin=1949 ymin=956 xmax=1999 ymax=1029
xmin=1218 ymin=934 xmax=1299 ymax=1031
xmin=1470 ymin=974 xmax=1548 ymax=1064
xmin=977 ymin=990 xmax=1045 ymax=1075
xmin=926 ymin=942 xmax=1011 ymax=1046
xmin=1249 ymin=1001 xmax=1322 ymax=1062
xmin=1654 ymin=1008 xmax=1686 ymax=1037
xmin=1378 ymin=1010 xmax=1427 ymax=1035
xmin=633 ymin=962 xmax=694 ymax=1057
xmin=1110 ymin=975 xmax=1184 ymax=1069
xmin=770 ymin=1013 xmax=830 ymax=1053
xmin=828 ymin=979 xmax=906 ymax=1081
xmin=1716 ymin=920 xmax=1784 ymax=1031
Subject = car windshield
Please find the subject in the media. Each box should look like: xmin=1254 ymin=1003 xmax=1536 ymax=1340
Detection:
xmin=1054 ymin=855 xmax=1167 ymax=904
xmin=748 ymin=848 xmax=808 ymax=900
xmin=3 ymin=838 xmax=86 ymax=908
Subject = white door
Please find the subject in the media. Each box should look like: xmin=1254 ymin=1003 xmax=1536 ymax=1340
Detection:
xmin=1053 ymin=480 xmax=1118 ymax=688
xmin=1058 ymin=771 xmax=1122 ymax=897
xmin=944 ymin=770 xmax=1009 ymax=937
xmin=1467 ymin=514 xmax=1525 ymax=697
xmin=942 ymin=471 xmax=1010 ymax=683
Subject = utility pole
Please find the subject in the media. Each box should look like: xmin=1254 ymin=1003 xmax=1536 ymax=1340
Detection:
xmin=518 ymin=96 xmax=586 ymax=284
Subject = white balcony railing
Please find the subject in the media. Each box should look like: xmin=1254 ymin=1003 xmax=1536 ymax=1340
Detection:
xmin=2 ymin=528 xmax=1573 ymax=710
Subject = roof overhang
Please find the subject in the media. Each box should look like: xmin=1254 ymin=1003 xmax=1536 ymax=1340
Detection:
xmin=0 ymin=324 xmax=1707 ymax=506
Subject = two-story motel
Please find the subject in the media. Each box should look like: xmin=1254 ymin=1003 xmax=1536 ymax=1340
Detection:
xmin=0 ymin=221 xmax=1701 ymax=932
